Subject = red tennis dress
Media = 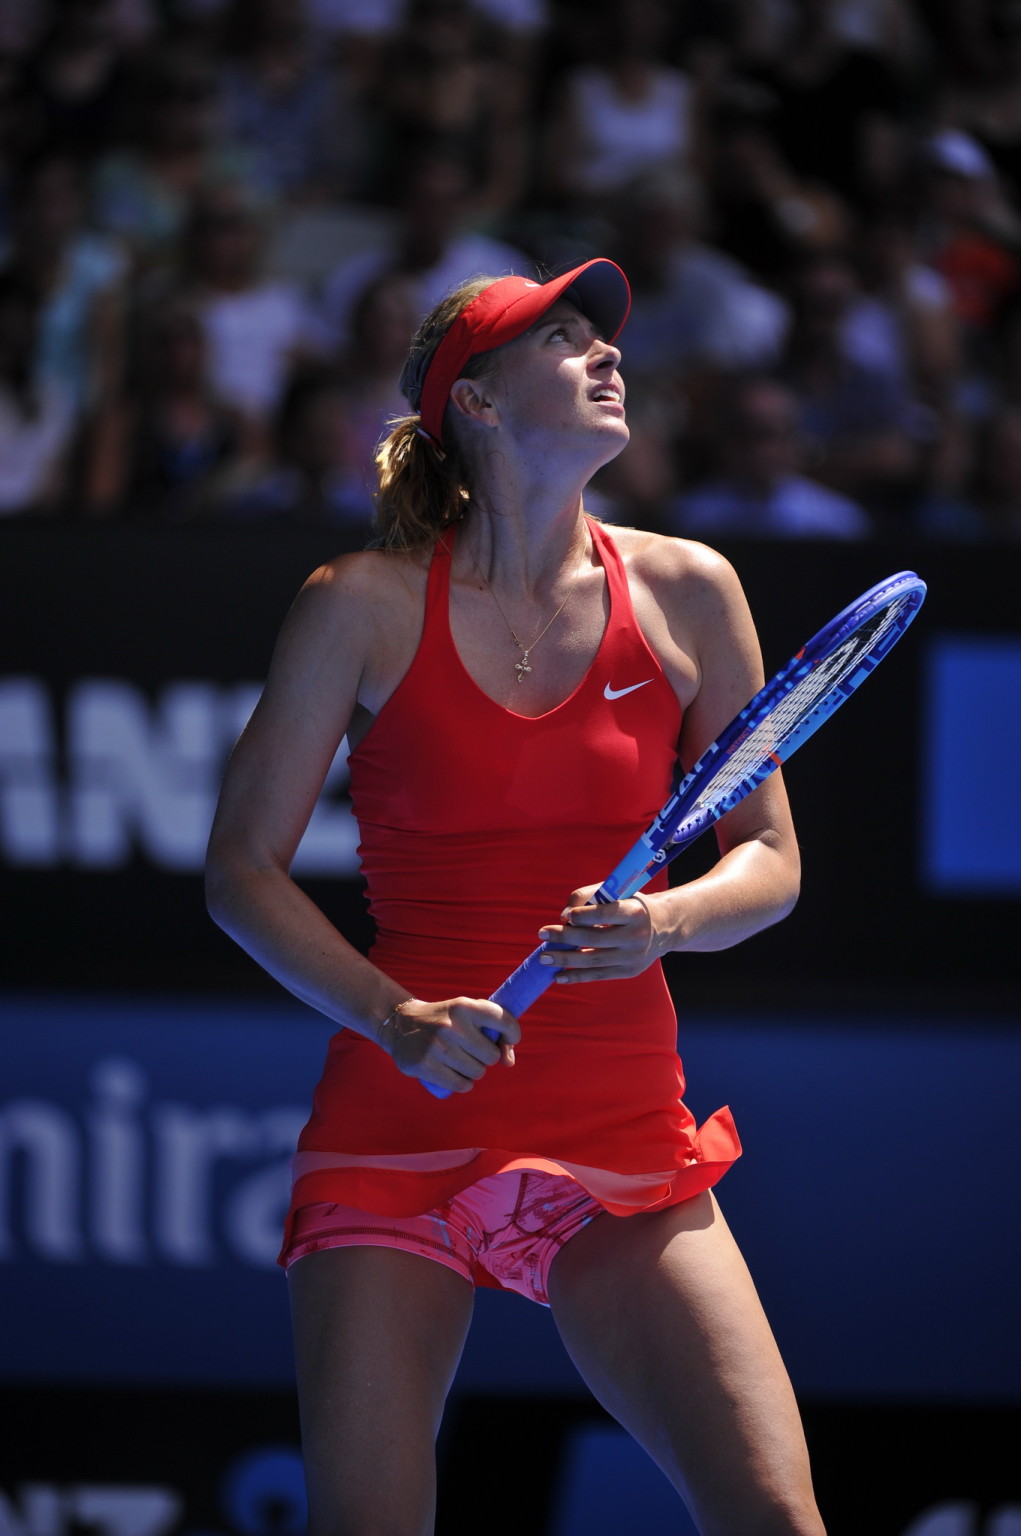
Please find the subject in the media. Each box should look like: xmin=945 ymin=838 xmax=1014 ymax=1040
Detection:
xmin=282 ymin=518 xmax=741 ymax=1265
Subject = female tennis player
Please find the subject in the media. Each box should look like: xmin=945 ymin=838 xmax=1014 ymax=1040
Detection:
xmin=205 ymin=259 xmax=824 ymax=1536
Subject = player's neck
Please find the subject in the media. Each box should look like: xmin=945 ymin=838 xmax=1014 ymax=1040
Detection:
xmin=458 ymin=497 xmax=589 ymax=598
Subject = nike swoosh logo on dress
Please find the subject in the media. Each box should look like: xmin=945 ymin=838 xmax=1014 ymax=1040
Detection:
xmin=604 ymin=679 xmax=654 ymax=700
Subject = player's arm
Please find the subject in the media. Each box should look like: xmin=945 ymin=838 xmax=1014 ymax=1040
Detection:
xmin=541 ymin=539 xmax=801 ymax=981
xmin=205 ymin=556 xmax=518 ymax=1091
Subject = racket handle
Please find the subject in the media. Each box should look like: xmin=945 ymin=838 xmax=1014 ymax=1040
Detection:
xmin=423 ymin=1079 xmax=455 ymax=1099
xmin=490 ymin=939 xmax=571 ymax=1018
xmin=422 ymin=942 xmax=572 ymax=1099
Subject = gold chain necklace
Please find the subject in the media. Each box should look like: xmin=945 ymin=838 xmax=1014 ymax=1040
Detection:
xmin=475 ymin=536 xmax=588 ymax=683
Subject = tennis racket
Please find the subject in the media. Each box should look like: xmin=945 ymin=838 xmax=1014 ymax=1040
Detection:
xmin=426 ymin=569 xmax=926 ymax=1098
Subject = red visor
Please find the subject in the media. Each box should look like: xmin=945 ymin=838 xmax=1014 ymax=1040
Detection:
xmin=417 ymin=259 xmax=631 ymax=447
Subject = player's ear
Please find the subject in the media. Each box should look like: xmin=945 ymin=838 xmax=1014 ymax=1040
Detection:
xmin=449 ymin=377 xmax=498 ymax=429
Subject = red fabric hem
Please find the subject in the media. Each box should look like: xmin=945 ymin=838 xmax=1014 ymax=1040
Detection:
xmin=276 ymin=1108 xmax=742 ymax=1268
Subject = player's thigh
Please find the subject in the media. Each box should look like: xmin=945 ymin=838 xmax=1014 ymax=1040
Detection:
xmin=547 ymin=1191 xmax=824 ymax=1536
xmin=288 ymin=1244 xmax=475 ymax=1535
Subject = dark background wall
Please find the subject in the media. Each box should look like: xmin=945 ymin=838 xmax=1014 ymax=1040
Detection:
xmin=2 ymin=523 xmax=1017 ymax=1002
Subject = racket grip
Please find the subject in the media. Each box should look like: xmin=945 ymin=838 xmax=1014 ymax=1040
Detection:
xmin=423 ymin=1079 xmax=455 ymax=1099
xmin=422 ymin=942 xmax=572 ymax=1099
xmin=489 ymin=939 xmax=572 ymax=1019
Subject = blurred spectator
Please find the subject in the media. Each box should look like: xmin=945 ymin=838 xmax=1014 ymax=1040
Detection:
xmin=917 ymin=129 xmax=1021 ymax=339
xmin=0 ymin=268 xmax=76 ymax=515
xmin=0 ymin=1 xmax=48 ymax=56
xmin=308 ymin=0 xmax=551 ymax=36
xmin=735 ymin=0 xmax=926 ymax=70
xmin=104 ymin=0 xmax=159 ymax=50
xmin=81 ymin=293 xmax=251 ymax=519
xmin=670 ymin=374 xmax=870 ymax=538
xmin=312 ymin=151 xmax=533 ymax=355
xmin=1 ymin=0 xmax=1016 ymax=543
xmin=607 ymin=168 xmax=789 ymax=391
xmin=970 ymin=404 xmax=1021 ymax=541
xmin=543 ymin=0 xmax=695 ymax=211
xmin=778 ymin=247 xmax=920 ymax=518
xmin=938 ymin=1 xmax=1021 ymax=196
xmin=216 ymin=0 xmax=358 ymax=205
xmin=20 ymin=0 xmax=134 ymax=161
xmin=0 ymin=47 xmax=35 ymax=244
xmin=305 ymin=0 xmax=406 ymax=33
xmin=471 ymin=0 xmax=550 ymax=34
xmin=731 ymin=0 xmax=918 ymax=208
xmin=843 ymin=200 xmax=960 ymax=406
xmin=91 ymin=45 xmax=256 ymax=276
xmin=298 ymin=0 xmax=406 ymax=106
xmin=0 ymin=148 xmax=128 ymax=419
xmin=469 ymin=0 xmax=551 ymax=71
xmin=335 ymin=268 xmax=419 ymax=491
xmin=705 ymin=100 xmax=852 ymax=285
xmin=217 ymin=370 xmax=375 ymax=531
xmin=372 ymin=0 xmax=531 ymax=218
xmin=983 ymin=290 xmax=1021 ymax=417
xmin=909 ymin=403 xmax=986 ymax=541
xmin=167 ymin=182 xmax=311 ymax=442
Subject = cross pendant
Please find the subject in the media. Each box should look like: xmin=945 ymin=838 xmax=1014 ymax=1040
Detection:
xmin=515 ymin=653 xmax=532 ymax=682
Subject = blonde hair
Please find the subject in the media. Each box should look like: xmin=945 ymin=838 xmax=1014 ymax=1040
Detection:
xmin=371 ymin=275 xmax=501 ymax=554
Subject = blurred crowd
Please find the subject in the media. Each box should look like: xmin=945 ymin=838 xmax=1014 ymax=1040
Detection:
xmin=4 ymin=0 xmax=1021 ymax=541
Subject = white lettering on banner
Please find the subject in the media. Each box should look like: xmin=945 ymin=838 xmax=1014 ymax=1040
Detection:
xmin=0 ymin=677 xmax=359 ymax=875
xmin=0 ymin=1058 xmax=306 ymax=1270
xmin=0 ymin=679 xmax=61 ymax=863
xmin=0 ymin=1486 xmax=181 ymax=1536
xmin=900 ymin=1507 xmax=1021 ymax=1536
xmin=0 ymin=1449 xmax=306 ymax=1536
xmin=89 ymin=1058 xmax=147 ymax=1263
xmin=0 ymin=1102 xmax=83 ymax=1262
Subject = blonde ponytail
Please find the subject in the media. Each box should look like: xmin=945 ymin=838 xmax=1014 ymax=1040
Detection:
xmin=371 ymin=415 xmax=469 ymax=553
xmin=369 ymin=274 xmax=500 ymax=555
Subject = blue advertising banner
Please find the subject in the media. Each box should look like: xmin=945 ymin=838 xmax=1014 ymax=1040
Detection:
xmin=2 ymin=994 xmax=1019 ymax=1400
xmin=923 ymin=638 xmax=1021 ymax=893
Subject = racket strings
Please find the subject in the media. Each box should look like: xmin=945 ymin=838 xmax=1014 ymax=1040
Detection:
xmin=686 ymin=596 xmax=910 ymax=812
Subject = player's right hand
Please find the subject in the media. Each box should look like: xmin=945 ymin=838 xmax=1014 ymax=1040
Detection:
xmin=384 ymin=996 xmax=520 ymax=1094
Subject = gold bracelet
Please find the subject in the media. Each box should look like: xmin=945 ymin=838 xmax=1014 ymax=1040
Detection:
xmin=378 ymin=997 xmax=415 ymax=1052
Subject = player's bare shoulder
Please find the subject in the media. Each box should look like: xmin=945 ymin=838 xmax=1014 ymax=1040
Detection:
xmin=297 ymin=546 xmax=422 ymax=620
xmin=272 ymin=546 xmax=429 ymax=717
xmin=609 ymin=525 xmax=745 ymax=631
xmin=285 ymin=547 xmax=426 ymax=654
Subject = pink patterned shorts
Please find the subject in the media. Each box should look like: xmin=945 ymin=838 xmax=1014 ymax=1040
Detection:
xmin=281 ymin=1168 xmax=604 ymax=1305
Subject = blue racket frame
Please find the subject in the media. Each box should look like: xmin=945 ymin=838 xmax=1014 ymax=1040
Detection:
xmin=427 ymin=570 xmax=926 ymax=1096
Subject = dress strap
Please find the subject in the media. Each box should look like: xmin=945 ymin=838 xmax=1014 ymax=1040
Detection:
xmin=583 ymin=517 xmax=677 ymax=708
xmin=585 ymin=516 xmax=633 ymax=627
xmin=409 ymin=525 xmax=458 ymax=671
xmin=424 ymin=526 xmax=454 ymax=610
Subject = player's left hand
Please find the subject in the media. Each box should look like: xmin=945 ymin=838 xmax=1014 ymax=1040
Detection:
xmin=537 ymin=884 xmax=663 ymax=983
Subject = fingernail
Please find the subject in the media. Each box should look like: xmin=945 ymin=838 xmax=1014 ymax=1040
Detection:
xmin=540 ymin=953 xmax=555 ymax=964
